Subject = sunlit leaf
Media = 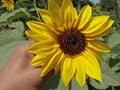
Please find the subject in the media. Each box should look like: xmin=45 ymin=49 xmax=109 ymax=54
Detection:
xmin=0 ymin=30 xmax=28 ymax=69
xmin=9 ymin=21 xmax=24 ymax=31
xmin=89 ymin=78 xmax=109 ymax=89
xmin=0 ymin=8 xmax=30 ymax=23
xmin=57 ymin=79 xmax=69 ymax=90
xmin=108 ymin=32 xmax=120 ymax=48
xmin=71 ymin=77 xmax=88 ymax=90
xmin=102 ymin=62 xmax=120 ymax=86
xmin=89 ymin=62 xmax=120 ymax=89
xmin=42 ymin=74 xmax=88 ymax=90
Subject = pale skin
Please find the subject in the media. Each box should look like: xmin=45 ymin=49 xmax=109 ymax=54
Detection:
xmin=0 ymin=43 xmax=54 ymax=90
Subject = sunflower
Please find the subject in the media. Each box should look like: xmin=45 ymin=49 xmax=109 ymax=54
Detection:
xmin=25 ymin=0 xmax=114 ymax=87
xmin=1 ymin=0 xmax=14 ymax=11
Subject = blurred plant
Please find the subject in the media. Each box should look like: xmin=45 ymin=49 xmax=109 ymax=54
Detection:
xmin=92 ymin=5 xmax=109 ymax=16
xmin=1 ymin=0 xmax=14 ymax=11
xmin=0 ymin=0 xmax=120 ymax=90
xmin=100 ymin=0 xmax=120 ymax=28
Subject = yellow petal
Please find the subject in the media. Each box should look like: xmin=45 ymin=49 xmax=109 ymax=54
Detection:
xmin=85 ymin=19 xmax=114 ymax=39
xmin=86 ymin=47 xmax=102 ymax=61
xmin=48 ymin=0 xmax=62 ymax=26
xmin=61 ymin=56 xmax=75 ymax=86
xmin=84 ymin=51 xmax=102 ymax=82
xmin=63 ymin=6 xmax=77 ymax=29
xmin=28 ymin=41 xmax=59 ymax=55
xmin=48 ymin=0 xmax=61 ymax=11
xmin=2 ymin=0 xmax=14 ymax=11
xmin=28 ymin=41 xmax=55 ymax=50
xmin=7 ymin=3 xmax=14 ymax=11
xmin=25 ymin=30 xmax=55 ymax=42
xmin=38 ymin=9 xmax=56 ymax=27
xmin=54 ymin=0 xmax=63 ymax=6
xmin=38 ymin=9 xmax=63 ymax=34
xmin=61 ymin=0 xmax=73 ymax=11
xmin=82 ymin=16 xmax=109 ymax=34
xmin=40 ymin=49 xmax=62 ymax=76
xmin=87 ymin=40 xmax=111 ymax=52
xmin=60 ymin=0 xmax=77 ymax=29
xmin=75 ymin=5 xmax=92 ymax=29
xmin=93 ymin=20 xmax=114 ymax=37
xmin=27 ymin=21 xmax=49 ymax=34
xmin=31 ymin=55 xmax=46 ymax=66
xmin=75 ymin=56 xmax=86 ymax=87
xmin=54 ymin=62 xmax=61 ymax=75
xmin=54 ymin=52 xmax=65 ymax=75
xmin=26 ymin=21 xmax=57 ymax=38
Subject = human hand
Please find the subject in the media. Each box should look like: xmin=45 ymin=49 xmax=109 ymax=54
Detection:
xmin=0 ymin=43 xmax=54 ymax=90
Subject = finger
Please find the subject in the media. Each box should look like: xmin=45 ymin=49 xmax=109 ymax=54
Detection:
xmin=8 ymin=42 xmax=35 ymax=67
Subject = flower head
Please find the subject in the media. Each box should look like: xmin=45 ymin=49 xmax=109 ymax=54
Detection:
xmin=1 ymin=0 xmax=14 ymax=11
xmin=25 ymin=0 xmax=114 ymax=86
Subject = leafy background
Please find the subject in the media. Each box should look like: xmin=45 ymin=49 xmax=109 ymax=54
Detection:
xmin=0 ymin=0 xmax=120 ymax=90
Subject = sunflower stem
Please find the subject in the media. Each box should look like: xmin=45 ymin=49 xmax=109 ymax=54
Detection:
xmin=33 ymin=0 xmax=41 ymax=21
xmin=69 ymin=80 xmax=72 ymax=90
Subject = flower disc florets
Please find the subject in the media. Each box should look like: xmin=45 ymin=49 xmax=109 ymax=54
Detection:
xmin=58 ymin=29 xmax=86 ymax=56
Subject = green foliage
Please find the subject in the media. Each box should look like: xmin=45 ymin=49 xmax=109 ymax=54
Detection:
xmin=0 ymin=29 xmax=28 ymax=68
xmin=108 ymin=32 xmax=120 ymax=48
xmin=100 ymin=0 xmax=119 ymax=11
xmin=42 ymin=74 xmax=89 ymax=90
xmin=9 ymin=21 xmax=25 ymax=31
xmin=0 ymin=8 xmax=30 ymax=23
xmin=0 ymin=0 xmax=120 ymax=90
xmin=100 ymin=0 xmax=120 ymax=26
xmin=90 ymin=62 xmax=120 ymax=88
xmin=72 ymin=0 xmax=94 ymax=11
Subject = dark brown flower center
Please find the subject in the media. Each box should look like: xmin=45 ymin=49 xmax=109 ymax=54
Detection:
xmin=58 ymin=29 xmax=86 ymax=56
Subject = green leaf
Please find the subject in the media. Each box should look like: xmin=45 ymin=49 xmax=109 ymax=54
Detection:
xmin=57 ymin=76 xmax=88 ymax=90
xmin=89 ymin=62 xmax=120 ymax=89
xmin=42 ymin=74 xmax=60 ymax=90
xmin=112 ymin=62 xmax=120 ymax=72
xmin=108 ymin=32 xmax=120 ymax=48
xmin=71 ymin=77 xmax=88 ymax=90
xmin=0 ymin=30 xmax=28 ymax=69
xmin=102 ymin=62 xmax=120 ymax=86
xmin=0 ymin=8 xmax=30 ymax=23
xmin=57 ymin=79 xmax=69 ymax=90
xmin=9 ymin=21 xmax=24 ymax=31
xmin=109 ymin=58 xmax=120 ymax=71
xmin=89 ymin=78 xmax=109 ymax=89
xmin=0 ymin=30 xmax=26 ymax=47
xmin=42 ymin=74 xmax=88 ymax=90
xmin=42 ymin=73 xmax=69 ymax=90
xmin=111 ymin=44 xmax=120 ymax=53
